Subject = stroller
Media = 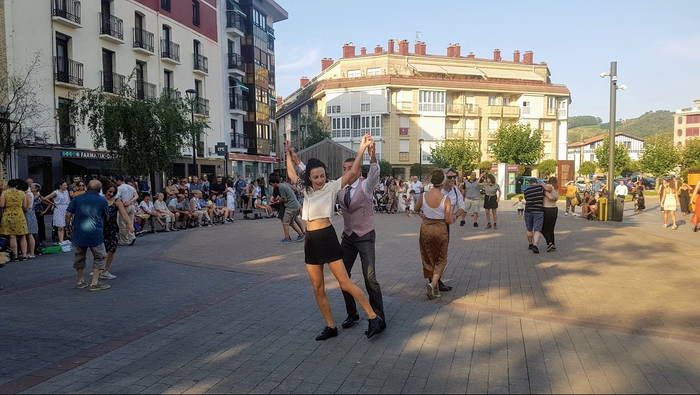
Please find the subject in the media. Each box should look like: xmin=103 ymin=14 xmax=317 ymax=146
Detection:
xmin=374 ymin=191 xmax=388 ymax=213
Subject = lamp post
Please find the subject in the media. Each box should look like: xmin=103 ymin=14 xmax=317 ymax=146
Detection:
xmin=185 ymin=89 xmax=198 ymax=177
xmin=418 ymin=138 xmax=424 ymax=181
xmin=599 ymin=62 xmax=627 ymax=220
xmin=299 ymin=124 xmax=306 ymax=150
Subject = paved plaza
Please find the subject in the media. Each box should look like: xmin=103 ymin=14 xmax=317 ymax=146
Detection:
xmin=1 ymin=198 xmax=700 ymax=394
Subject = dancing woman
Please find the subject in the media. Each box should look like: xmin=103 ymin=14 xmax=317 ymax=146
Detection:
xmin=285 ymin=134 xmax=384 ymax=341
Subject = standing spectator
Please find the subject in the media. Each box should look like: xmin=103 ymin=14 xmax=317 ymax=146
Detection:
xmin=523 ymin=177 xmax=545 ymax=253
xmin=138 ymin=177 xmax=149 ymax=194
xmin=678 ymin=179 xmax=692 ymax=216
xmin=211 ymin=176 xmax=226 ymax=196
xmin=72 ymin=181 xmax=86 ymax=197
xmin=188 ymin=176 xmax=203 ymax=196
xmin=45 ymin=181 xmax=70 ymax=243
xmin=200 ymin=175 xmax=210 ymax=199
xmin=31 ymin=183 xmax=48 ymax=246
xmin=436 ymin=168 xmax=465 ymax=291
xmin=225 ymin=182 xmax=237 ymax=214
xmin=68 ymin=176 xmax=82 ymax=198
xmin=565 ymin=180 xmax=579 ymax=216
xmin=615 ymin=180 xmax=628 ymax=201
xmin=21 ymin=180 xmax=37 ymax=259
xmin=583 ymin=179 xmax=595 ymax=197
xmin=591 ymin=175 xmax=603 ymax=195
xmin=165 ymin=179 xmax=178 ymax=201
xmin=154 ymin=193 xmax=177 ymax=231
xmin=633 ymin=181 xmax=646 ymax=213
xmin=512 ymin=196 xmax=525 ymax=217
xmin=410 ymin=176 xmax=423 ymax=212
xmin=234 ymin=175 xmax=247 ymax=211
xmin=269 ymin=173 xmax=305 ymax=244
xmin=542 ymin=177 xmax=559 ymax=252
xmin=461 ymin=172 xmax=482 ymax=227
xmin=690 ymin=182 xmax=700 ymax=232
xmin=661 ymin=178 xmax=678 ymax=229
xmin=115 ymin=176 xmax=138 ymax=246
xmin=66 ymin=180 xmax=110 ymax=291
xmin=0 ymin=179 xmax=29 ymax=261
xmin=101 ymin=182 xmax=134 ymax=280
xmin=478 ymin=174 xmax=501 ymax=229
xmin=415 ymin=169 xmax=455 ymax=299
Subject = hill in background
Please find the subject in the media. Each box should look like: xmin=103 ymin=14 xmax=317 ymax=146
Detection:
xmin=567 ymin=110 xmax=674 ymax=143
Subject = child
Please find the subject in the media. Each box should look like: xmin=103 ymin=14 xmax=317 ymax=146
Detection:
xmin=255 ymin=196 xmax=274 ymax=217
xmin=405 ymin=191 xmax=415 ymax=217
xmin=513 ymin=196 xmax=525 ymax=217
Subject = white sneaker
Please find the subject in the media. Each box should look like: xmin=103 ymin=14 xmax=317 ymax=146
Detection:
xmin=100 ymin=271 xmax=117 ymax=280
xmin=564 ymin=212 xmax=568 ymax=216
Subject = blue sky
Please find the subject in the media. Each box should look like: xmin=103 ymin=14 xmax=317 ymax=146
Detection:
xmin=273 ymin=0 xmax=700 ymax=122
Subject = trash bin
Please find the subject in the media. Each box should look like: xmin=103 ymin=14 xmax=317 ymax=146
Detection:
xmin=598 ymin=197 xmax=608 ymax=221
xmin=612 ymin=197 xmax=624 ymax=222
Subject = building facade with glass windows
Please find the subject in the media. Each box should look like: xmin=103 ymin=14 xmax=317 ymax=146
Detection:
xmin=674 ymin=99 xmax=700 ymax=148
xmin=276 ymin=41 xmax=572 ymax=178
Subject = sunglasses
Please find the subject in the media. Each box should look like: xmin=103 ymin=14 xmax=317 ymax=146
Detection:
xmin=446 ymin=175 xmax=456 ymax=180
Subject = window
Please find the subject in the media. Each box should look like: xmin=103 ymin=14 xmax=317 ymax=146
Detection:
xmin=347 ymin=70 xmax=361 ymax=78
xmin=624 ymin=141 xmax=631 ymax=149
xmin=331 ymin=116 xmax=350 ymax=138
xmin=326 ymin=105 xmax=340 ymax=114
xmin=192 ymin=1 xmax=200 ymax=26
xmin=522 ymin=101 xmax=531 ymax=115
xmin=502 ymin=97 xmax=511 ymax=106
xmin=688 ymin=127 xmax=700 ymax=137
xmin=161 ymin=0 xmax=171 ymax=12
xmin=367 ymin=68 xmax=381 ymax=77
xmin=547 ymin=97 xmax=556 ymax=109
xmin=399 ymin=140 xmax=409 ymax=153
xmin=163 ymin=69 xmax=172 ymax=91
xmin=418 ymin=90 xmax=445 ymax=112
xmin=687 ymin=115 xmax=700 ymax=124
xmin=678 ymin=129 xmax=683 ymax=137
xmin=488 ymin=95 xmax=497 ymax=106
xmin=361 ymin=103 xmax=370 ymax=112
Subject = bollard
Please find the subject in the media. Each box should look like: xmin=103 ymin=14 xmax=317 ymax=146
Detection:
xmin=598 ymin=197 xmax=608 ymax=221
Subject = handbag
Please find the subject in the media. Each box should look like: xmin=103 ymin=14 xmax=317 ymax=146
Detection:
xmin=571 ymin=196 xmax=579 ymax=207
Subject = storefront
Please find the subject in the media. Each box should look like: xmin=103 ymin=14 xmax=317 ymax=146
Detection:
xmin=14 ymin=146 xmax=115 ymax=190
xmin=228 ymin=153 xmax=281 ymax=181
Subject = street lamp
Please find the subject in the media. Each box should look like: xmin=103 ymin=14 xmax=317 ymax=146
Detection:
xmin=600 ymin=62 xmax=626 ymax=221
xmin=185 ymin=89 xmax=198 ymax=177
xmin=418 ymin=138 xmax=424 ymax=181
xmin=299 ymin=124 xmax=306 ymax=150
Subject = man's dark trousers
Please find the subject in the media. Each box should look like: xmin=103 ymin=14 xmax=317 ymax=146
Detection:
xmin=341 ymin=230 xmax=385 ymax=321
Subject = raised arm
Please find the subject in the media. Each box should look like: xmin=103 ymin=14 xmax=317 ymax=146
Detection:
xmin=285 ymin=141 xmax=299 ymax=185
xmin=362 ymin=142 xmax=380 ymax=197
xmin=341 ymin=134 xmax=373 ymax=188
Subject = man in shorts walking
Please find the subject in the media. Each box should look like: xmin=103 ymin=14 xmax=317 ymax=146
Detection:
xmin=523 ymin=177 xmax=545 ymax=253
xmin=269 ymin=174 xmax=305 ymax=244
xmin=66 ymin=180 xmax=111 ymax=291
xmin=461 ymin=171 xmax=482 ymax=227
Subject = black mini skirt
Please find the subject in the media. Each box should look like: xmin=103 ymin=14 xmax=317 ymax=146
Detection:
xmin=305 ymin=225 xmax=343 ymax=265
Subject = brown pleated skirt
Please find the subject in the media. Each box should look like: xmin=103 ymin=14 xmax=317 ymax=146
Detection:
xmin=419 ymin=218 xmax=449 ymax=279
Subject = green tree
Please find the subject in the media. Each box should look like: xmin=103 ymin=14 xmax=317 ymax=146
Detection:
xmin=578 ymin=161 xmax=597 ymax=176
xmin=594 ymin=136 xmax=631 ymax=176
xmin=680 ymin=138 xmax=700 ymax=171
xmin=410 ymin=162 xmax=434 ymax=179
xmin=429 ymin=138 xmax=479 ymax=172
xmin=569 ymin=115 xmax=602 ymax=128
xmin=301 ymin=113 xmax=331 ymax=148
xmin=70 ymin=75 xmax=207 ymax=176
xmin=537 ymin=159 xmax=558 ymax=178
xmin=379 ymin=159 xmax=393 ymax=177
xmin=490 ymin=122 xmax=544 ymax=165
xmin=638 ymin=134 xmax=680 ymax=177
xmin=477 ymin=160 xmax=493 ymax=175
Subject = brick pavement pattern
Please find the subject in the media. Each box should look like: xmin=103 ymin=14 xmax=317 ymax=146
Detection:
xmin=1 ymin=199 xmax=700 ymax=394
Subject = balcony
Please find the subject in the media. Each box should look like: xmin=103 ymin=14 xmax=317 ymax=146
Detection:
xmin=396 ymin=102 xmax=413 ymax=112
xmin=225 ymin=11 xmax=245 ymax=35
xmin=162 ymin=88 xmax=180 ymax=100
xmin=227 ymin=53 xmax=245 ymax=74
xmin=487 ymin=105 xmax=520 ymax=118
xmin=52 ymin=0 xmax=81 ymax=28
xmin=100 ymin=71 xmax=126 ymax=94
xmin=446 ymin=104 xmax=465 ymax=116
xmin=229 ymin=89 xmax=248 ymax=113
xmin=230 ymin=132 xmax=253 ymax=150
xmin=98 ymin=13 xmax=124 ymax=44
xmin=445 ymin=128 xmax=477 ymax=140
xmin=256 ymin=138 xmax=271 ymax=156
xmin=465 ymin=103 xmax=481 ymax=116
xmin=558 ymin=108 xmax=567 ymax=119
xmin=546 ymin=107 xmax=557 ymax=117
xmin=53 ymin=56 xmax=83 ymax=87
xmin=193 ymin=53 xmax=208 ymax=75
xmin=132 ymin=27 xmax=154 ymax=54
xmin=161 ymin=39 xmax=180 ymax=64
xmin=59 ymin=125 xmax=76 ymax=146
xmin=136 ymin=80 xmax=156 ymax=100
xmin=193 ymin=97 xmax=209 ymax=116
xmin=418 ymin=103 xmax=445 ymax=113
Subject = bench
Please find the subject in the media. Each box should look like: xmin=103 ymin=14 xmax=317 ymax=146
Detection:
xmin=242 ymin=208 xmax=269 ymax=219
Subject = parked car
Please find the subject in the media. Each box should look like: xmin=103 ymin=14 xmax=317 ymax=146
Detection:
xmin=515 ymin=176 xmax=545 ymax=194
xmin=629 ymin=175 xmax=655 ymax=190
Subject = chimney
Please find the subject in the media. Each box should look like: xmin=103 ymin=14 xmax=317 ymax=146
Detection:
xmin=451 ymin=43 xmax=461 ymax=58
xmin=513 ymin=50 xmax=520 ymax=63
xmin=300 ymin=76 xmax=309 ymax=87
xmin=388 ymin=39 xmax=395 ymax=53
xmin=374 ymin=45 xmax=383 ymax=54
xmin=360 ymin=47 xmax=367 ymax=55
xmin=414 ymin=41 xmax=426 ymax=55
xmin=398 ymin=39 xmax=409 ymax=55
xmin=493 ymin=48 xmax=501 ymax=61
xmin=447 ymin=44 xmax=453 ymax=57
xmin=342 ymin=43 xmax=355 ymax=58
xmin=321 ymin=58 xmax=334 ymax=71
xmin=466 ymin=52 xmax=475 ymax=59
xmin=523 ymin=50 xmax=533 ymax=65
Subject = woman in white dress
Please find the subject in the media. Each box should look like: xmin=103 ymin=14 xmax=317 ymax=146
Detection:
xmin=44 ymin=181 xmax=70 ymax=242
xmin=225 ymin=182 xmax=237 ymax=212
xmin=660 ymin=178 xmax=678 ymax=230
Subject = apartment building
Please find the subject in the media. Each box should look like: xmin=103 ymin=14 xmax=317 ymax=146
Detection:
xmin=2 ymin=0 xmax=223 ymax=187
xmin=218 ymin=0 xmax=287 ymax=180
xmin=674 ymin=99 xmax=700 ymax=148
xmin=567 ymin=132 xmax=645 ymax=173
xmin=276 ymin=40 xmax=571 ymax=178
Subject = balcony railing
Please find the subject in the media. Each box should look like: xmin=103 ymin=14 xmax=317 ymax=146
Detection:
xmin=133 ymin=27 xmax=154 ymax=52
xmin=136 ymin=80 xmax=156 ymax=100
xmin=54 ymin=56 xmax=84 ymax=86
xmin=418 ymin=103 xmax=445 ymax=112
xmin=161 ymin=39 xmax=180 ymax=62
xmin=547 ymin=107 xmax=557 ymax=116
xmin=52 ymin=0 xmax=81 ymax=25
xmin=162 ymin=88 xmax=181 ymax=100
xmin=225 ymin=11 xmax=245 ymax=32
xmin=229 ymin=89 xmax=248 ymax=111
xmin=59 ymin=125 xmax=76 ymax=146
xmin=445 ymin=128 xmax=477 ymax=139
xmin=558 ymin=109 xmax=567 ymax=118
xmin=487 ymin=105 xmax=520 ymax=118
xmin=397 ymin=102 xmax=413 ymax=111
xmin=194 ymin=53 xmax=208 ymax=73
xmin=230 ymin=132 xmax=253 ymax=149
xmin=227 ymin=53 xmax=245 ymax=72
xmin=99 ymin=13 xmax=124 ymax=41
xmin=193 ymin=97 xmax=209 ymax=116
xmin=465 ymin=103 xmax=480 ymax=115
xmin=100 ymin=71 xmax=126 ymax=94
xmin=446 ymin=104 xmax=464 ymax=115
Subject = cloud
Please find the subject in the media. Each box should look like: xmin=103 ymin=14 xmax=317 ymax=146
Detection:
xmin=276 ymin=47 xmax=321 ymax=72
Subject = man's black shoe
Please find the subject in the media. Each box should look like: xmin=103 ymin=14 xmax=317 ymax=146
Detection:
xmin=315 ymin=326 xmax=338 ymax=341
xmin=341 ymin=314 xmax=360 ymax=329
xmin=531 ymin=245 xmax=540 ymax=254
xmin=460 ymin=220 xmax=465 ymax=226
xmin=367 ymin=317 xmax=384 ymax=338
xmin=438 ymin=279 xmax=452 ymax=292
xmin=473 ymin=222 xmax=479 ymax=227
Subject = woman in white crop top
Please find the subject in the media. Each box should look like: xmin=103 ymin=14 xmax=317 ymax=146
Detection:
xmin=284 ymin=134 xmax=384 ymax=341
xmin=415 ymin=169 xmax=456 ymax=300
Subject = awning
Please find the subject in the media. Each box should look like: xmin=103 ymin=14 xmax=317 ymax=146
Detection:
xmin=409 ymin=63 xmax=484 ymax=77
xmin=227 ymin=0 xmax=246 ymax=16
xmin=233 ymin=78 xmax=249 ymax=92
xmin=476 ymin=67 xmax=545 ymax=81
xmin=409 ymin=63 xmax=450 ymax=74
xmin=62 ymin=158 xmax=114 ymax=172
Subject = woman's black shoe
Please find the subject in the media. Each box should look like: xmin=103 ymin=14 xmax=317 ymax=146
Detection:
xmin=367 ymin=317 xmax=384 ymax=338
xmin=438 ymin=280 xmax=452 ymax=292
xmin=341 ymin=314 xmax=360 ymax=329
xmin=315 ymin=326 xmax=338 ymax=341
